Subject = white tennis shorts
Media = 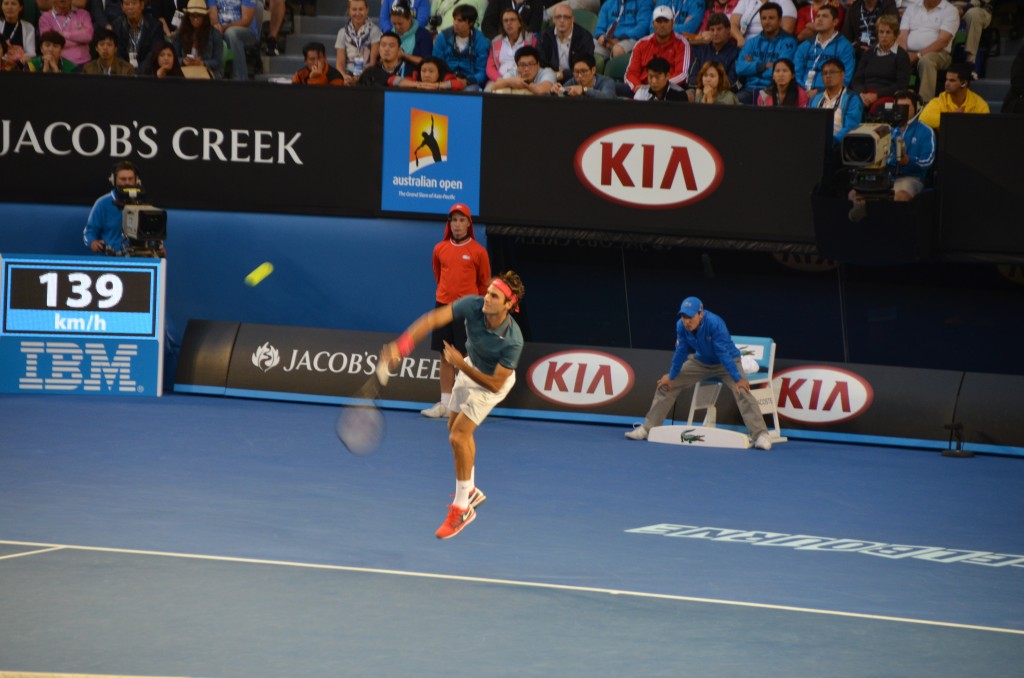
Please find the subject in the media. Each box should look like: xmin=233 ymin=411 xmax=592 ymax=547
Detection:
xmin=449 ymin=357 xmax=516 ymax=425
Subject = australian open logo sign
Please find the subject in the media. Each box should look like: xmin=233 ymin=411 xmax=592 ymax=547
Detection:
xmin=380 ymin=92 xmax=482 ymax=215
xmin=574 ymin=124 xmax=723 ymax=209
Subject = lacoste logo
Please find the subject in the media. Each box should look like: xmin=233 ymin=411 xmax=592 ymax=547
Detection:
xmin=680 ymin=428 xmax=706 ymax=444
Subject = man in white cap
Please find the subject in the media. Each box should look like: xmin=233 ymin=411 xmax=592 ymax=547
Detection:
xmin=624 ymin=4 xmax=691 ymax=92
xmin=625 ymin=296 xmax=772 ymax=450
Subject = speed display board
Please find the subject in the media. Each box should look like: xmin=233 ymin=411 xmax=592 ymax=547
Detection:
xmin=0 ymin=254 xmax=166 ymax=396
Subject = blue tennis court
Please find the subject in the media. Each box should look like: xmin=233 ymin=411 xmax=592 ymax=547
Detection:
xmin=2 ymin=393 xmax=1022 ymax=676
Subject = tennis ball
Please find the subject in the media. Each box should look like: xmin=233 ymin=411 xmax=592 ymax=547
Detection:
xmin=244 ymin=262 xmax=274 ymax=287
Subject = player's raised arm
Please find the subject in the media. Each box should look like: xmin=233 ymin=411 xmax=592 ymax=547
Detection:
xmin=383 ymin=304 xmax=455 ymax=367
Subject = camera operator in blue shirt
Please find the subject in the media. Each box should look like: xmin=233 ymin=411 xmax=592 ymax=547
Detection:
xmin=84 ymin=160 xmax=166 ymax=257
xmin=884 ymin=90 xmax=935 ymax=202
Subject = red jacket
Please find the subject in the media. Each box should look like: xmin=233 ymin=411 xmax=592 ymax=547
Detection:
xmin=625 ymin=33 xmax=691 ymax=91
xmin=432 ymin=219 xmax=491 ymax=304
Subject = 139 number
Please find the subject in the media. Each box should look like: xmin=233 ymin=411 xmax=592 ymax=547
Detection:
xmin=38 ymin=272 xmax=125 ymax=309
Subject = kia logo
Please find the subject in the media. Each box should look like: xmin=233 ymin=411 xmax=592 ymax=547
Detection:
xmin=772 ymin=366 xmax=874 ymax=425
xmin=527 ymin=350 xmax=635 ymax=407
xmin=574 ymin=124 xmax=723 ymax=209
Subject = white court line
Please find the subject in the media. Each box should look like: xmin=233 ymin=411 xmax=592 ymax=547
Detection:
xmin=2 ymin=539 xmax=1022 ymax=637
xmin=0 ymin=546 xmax=65 ymax=560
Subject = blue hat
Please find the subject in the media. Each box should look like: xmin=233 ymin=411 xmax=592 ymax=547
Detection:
xmin=678 ymin=296 xmax=703 ymax=318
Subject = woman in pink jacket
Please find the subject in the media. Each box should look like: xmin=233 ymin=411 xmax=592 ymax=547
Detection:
xmin=485 ymin=8 xmax=536 ymax=83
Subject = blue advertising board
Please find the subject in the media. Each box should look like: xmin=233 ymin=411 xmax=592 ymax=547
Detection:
xmin=0 ymin=254 xmax=166 ymax=396
xmin=380 ymin=92 xmax=483 ymax=216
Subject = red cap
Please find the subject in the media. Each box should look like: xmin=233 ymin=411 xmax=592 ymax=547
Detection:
xmin=444 ymin=203 xmax=474 ymax=241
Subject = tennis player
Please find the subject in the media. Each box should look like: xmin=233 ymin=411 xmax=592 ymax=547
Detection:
xmin=420 ymin=203 xmax=491 ymax=419
xmin=384 ymin=271 xmax=525 ymax=540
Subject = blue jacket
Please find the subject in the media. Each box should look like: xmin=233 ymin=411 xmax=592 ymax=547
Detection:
xmin=809 ymin=87 xmax=864 ymax=141
xmin=655 ymin=0 xmax=705 ymax=35
xmin=735 ymin=31 xmax=797 ymax=92
xmin=794 ymin=32 xmax=856 ymax=92
xmin=595 ymin=0 xmax=654 ymax=42
xmin=890 ymin=118 xmax=935 ymax=183
xmin=432 ymin=27 xmax=489 ymax=86
xmin=669 ymin=309 xmax=743 ymax=382
xmin=83 ymin=191 xmax=125 ymax=253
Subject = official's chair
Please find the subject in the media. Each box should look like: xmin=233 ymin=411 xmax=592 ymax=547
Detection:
xmin=686 ymin=336 xmax=786 ymax=442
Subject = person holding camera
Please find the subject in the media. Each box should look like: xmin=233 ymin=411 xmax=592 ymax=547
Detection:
xmin=84 ymin=161 xmax=165 ymax=257
xmin=847 ymin=90 xmax=935 ymax=220
xmin=885 ymin=91 xmax=935 ymax=202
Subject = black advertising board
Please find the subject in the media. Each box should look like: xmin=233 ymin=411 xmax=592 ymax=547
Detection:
xmin=176 ymin=320 xmax=1024 ymax=454
xmin=478 ymin=96 xmax=833 ymax=243
xmin=937 ymin=114 xmax=1024 ymax=257
xmin=178 ymin=320 xmax=669 ymax=417
xmin=0 ymin=73 xmax=383 ymax=216
xmin=4 ymin=75 xmax=1021 ymax=254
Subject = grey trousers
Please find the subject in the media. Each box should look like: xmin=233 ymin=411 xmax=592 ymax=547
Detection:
xmin=641 ymin=357 xmax=768 ymax=438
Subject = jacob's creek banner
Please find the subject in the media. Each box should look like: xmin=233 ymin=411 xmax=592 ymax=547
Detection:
xmin=0 ymin=74 xmax=384 ymax=216
xmin=380 ymin=92 xmax=483 ymax=215
xmin=1 ymin=74 xmax=829 ymax=238
xmin=175 ymin=320 xmax=1024 ymax=455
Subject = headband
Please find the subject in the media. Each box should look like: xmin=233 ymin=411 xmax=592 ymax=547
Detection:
xmin=490 ymin=278 xmax=519 ymax=312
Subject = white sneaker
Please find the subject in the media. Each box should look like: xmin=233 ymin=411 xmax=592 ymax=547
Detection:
xmin=625 ymin=425 xmax=648 ymax=441
xmin=753 ymin=433 xmax=772 ymax=450
xmin=421 ymin=402 xmax=449 ymax=418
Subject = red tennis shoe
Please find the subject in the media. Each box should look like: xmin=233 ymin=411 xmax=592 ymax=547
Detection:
xmin=436 ymin=504 xmax=476 ymax=540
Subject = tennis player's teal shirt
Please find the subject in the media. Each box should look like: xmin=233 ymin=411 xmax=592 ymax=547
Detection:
xmin=452 ymin=295 xmax=524 ymax=375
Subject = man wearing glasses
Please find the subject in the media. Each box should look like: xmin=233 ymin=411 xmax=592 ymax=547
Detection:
xmin=485 ymin=44 xmax=557 ymax=93
xmin=555 ymin=53 xmax=616 ymax=97
xmin=624 ymin=296 xmax=772 ymax=451
xmin=538 ymin=1 xmax=594 ymax=84
xmin=810 ymin=57 xmax=864 ymax=142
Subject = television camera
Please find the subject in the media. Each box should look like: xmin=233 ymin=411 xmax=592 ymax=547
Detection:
xmin=841 ymin=102 xmax=909 ymax=195
xmin=115 ymin=185 xmax=167 ymax=257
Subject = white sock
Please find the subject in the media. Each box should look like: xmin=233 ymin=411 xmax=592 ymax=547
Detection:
xmin=453 ymin=480 xmax=473 ymax=509
xmin=440 ymin=392 xmax=451 ymax=406
xmin=470 ymin=466 xmax=475 ymax=488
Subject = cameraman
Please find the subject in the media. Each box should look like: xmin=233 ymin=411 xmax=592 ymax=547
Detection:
xmin=848 ymin=90 xmax=934 ymax=219
xmin=83 ymin=160 xmax=166 ymax=257
xmin=884 ymin=91 xmax=935 ymax=202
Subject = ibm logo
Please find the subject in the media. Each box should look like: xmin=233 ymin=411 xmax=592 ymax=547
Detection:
xmin=19 ymin=341 xmax=139 ymax=393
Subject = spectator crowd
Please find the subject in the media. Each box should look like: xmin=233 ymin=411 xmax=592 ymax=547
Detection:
xmin=2 ymin=0 xmax=1005 ymax=150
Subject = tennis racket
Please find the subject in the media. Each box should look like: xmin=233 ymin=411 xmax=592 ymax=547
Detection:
xmin=335 ymin=356 xmax=390 ymax=456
